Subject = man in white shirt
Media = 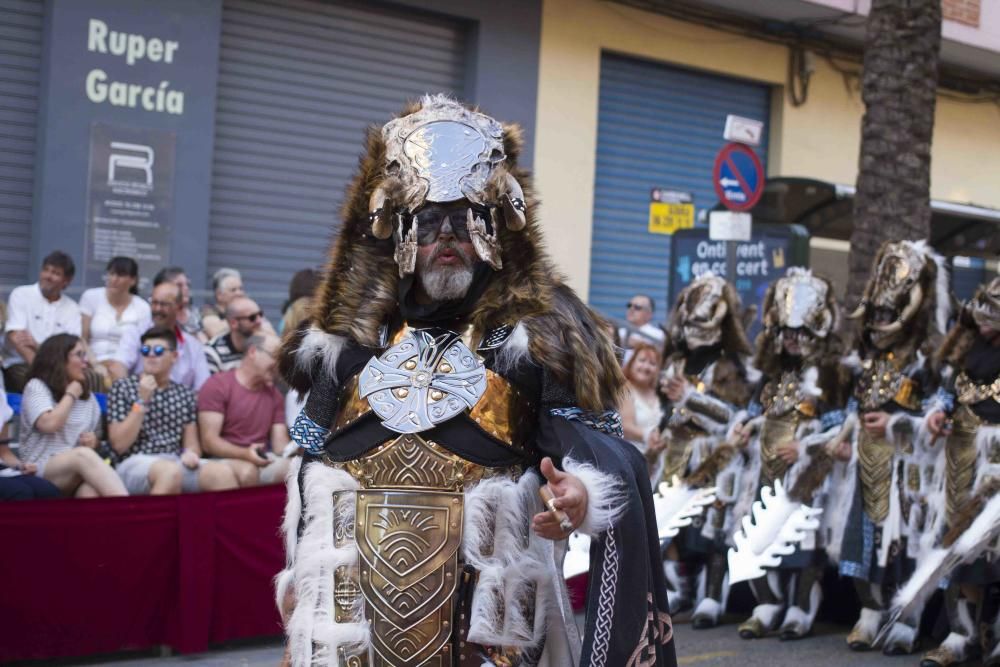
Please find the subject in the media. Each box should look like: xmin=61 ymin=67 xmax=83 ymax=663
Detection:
xmin=618 ymin=293 xmax=665 ymax=363
xmin=108 ymin=281 xmax=211 ymax=392
xmin=3 ymin=252 xmax=81 ymax=392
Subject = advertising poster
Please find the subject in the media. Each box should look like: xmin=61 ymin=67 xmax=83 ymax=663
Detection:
xmin=84 ymin=122 xmax=176 ymax=291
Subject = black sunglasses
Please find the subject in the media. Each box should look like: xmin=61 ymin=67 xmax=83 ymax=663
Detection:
xmin=626 ymin=302 xmax=649 ymax=311
xmin=411 ymin=203 xmax=490 ymax=246
xmin=140 ymin=344 xmax=172 ymax=357
xmin=235 ymin=311 xmax=264 ymax=323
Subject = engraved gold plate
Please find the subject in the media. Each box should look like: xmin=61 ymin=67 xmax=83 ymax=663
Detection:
xmin=945 ymin=406 xmax=981 ymax=525
xmin=856 ymin=357 xmax=920 ymax=411
xmin=759 ymin=414 xmax=797 ymax=487
xmin=858 ymin=429 xmax=893 ymax=523
xmin=955 ymin=372 xmax=1000 ymax=406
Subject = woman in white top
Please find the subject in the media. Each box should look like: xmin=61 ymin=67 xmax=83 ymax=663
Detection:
xmin=618 ymin=342 xmax=666 ymax=480
xmin=80 ymin=257 xmax=151 ymax=386
xmin=19 ymin=334 xmax=127 ymax=497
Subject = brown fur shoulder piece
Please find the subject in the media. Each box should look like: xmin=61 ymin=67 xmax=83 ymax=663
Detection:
xmin=938 ymin=305 xmax=979 ymax=369
xmin=278 ymin=96 xmax=623 ymax=411
xmin=711 ymin=355 xmax=752 ymax=407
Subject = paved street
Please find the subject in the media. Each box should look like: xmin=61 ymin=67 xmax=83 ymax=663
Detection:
xmin=76 ymin=617 xmax=940 ymax=667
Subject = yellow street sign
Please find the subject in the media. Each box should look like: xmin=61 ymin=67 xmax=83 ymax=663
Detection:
xmin=648 ymin=202 xmax=695 ymax=235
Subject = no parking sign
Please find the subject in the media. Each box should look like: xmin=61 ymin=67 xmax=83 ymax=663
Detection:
xmin=712 ymin=143 xmax=765 ymax=212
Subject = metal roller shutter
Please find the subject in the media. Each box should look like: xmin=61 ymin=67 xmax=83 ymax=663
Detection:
xmin=589 ymin=53 xmax=770 ymax=321
xmin=209 ymin=0 xmax=468 ymax=316
xmin=0 ymin=0 xmax=43 ymax=290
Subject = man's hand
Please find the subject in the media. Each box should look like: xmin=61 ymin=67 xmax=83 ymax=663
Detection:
xmin=733 ymin=422 xmax=752 ymax=448
xmin=244 ymin=444 xmax=270 ymax=467
xmin=22 ymin=463 xmax=38 ymax=475
xmin=776 ymin=440 xmax=800 ymax=465
xmin=862 ymin=411 xmax=890 ymax=437
xmin=11 ymin=330 xmax=37 ymax=350
xmin=645 ymin=430 xmax=666 ymax=455
xmin=663 ymin=377 xmax=687 ymax=403
xmin=532 ymin=457 xmax=588 ymax=540
xmin=65 ymin=380 xmax=84 ymax=400
xmin=829 ymin=440 xmax=852 ymax=462
xmin=927 ymin=410 xmax=948 ymax=436
xmin=138 ymin=374 xmax=157 ymax=403
xmin=78 ymin=432 xmax=99 ymax=449
xmin=180 ymin=450 xmax=200 ymax=470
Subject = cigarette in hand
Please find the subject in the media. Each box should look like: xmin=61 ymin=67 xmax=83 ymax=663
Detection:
xmin=539 ymin=485 xmax=574 ymax=533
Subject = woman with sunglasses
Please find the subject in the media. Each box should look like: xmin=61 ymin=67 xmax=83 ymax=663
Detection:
xmin=80 ymin=257 xmax=151 ymax=389
xmin=17 ymin=334 xmax=128 ymax=497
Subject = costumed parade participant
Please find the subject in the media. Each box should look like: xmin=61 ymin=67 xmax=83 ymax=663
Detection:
xmin=836 ymin=240 xmax=950 ymax=655
xmin=275 ymin=95 xmax=676 ymax=667
xmin=656 ymin=273 xmax=754 ymax=629
xmin=729 ymin=268 xmax=850 ymax=641
xmin=887 ymin=276 xmax=1000 ymax=667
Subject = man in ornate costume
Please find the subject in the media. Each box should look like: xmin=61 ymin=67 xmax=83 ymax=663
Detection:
xmin=275 ymin=96 xmax=676 ymax=667
xmin=731 ymin=268 xmax=849 ymax=641
xmin=836 ymin=240 xmax=950 ymax=655
xmin=905 ymin=276 xmax=1000 ymax=667
xmin=655 ymin=273 xmax=753 ymax=629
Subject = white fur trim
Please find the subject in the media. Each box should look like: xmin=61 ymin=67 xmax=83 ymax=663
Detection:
xmin=783 ymin=581 xmax=822 ymax=634
xmin=493 ymin=322 xmax=531 ymax=374
xmin=884 ymin=621 xmax=917 ymax=653
xmin=693 ymin=596 xmax=722 ymax=622
xmin=841 ymin=351 xmax=862 ymax=372
xmin=274 ymin=456 xmax=303 ymax=622
xmin=286 ymin=463 xmax=366 ymax=667
xmin=800 ymin=366 xmax=821 ymax=398
xmin=750 ymin=603 xmax=783 ymax=629
xmin=295 ymin=327 xmax=346 ymax=384
xmin=462 ymin=472 xmax=554 ymax=649
xmin=563 ymin=457 xmax=626 ymax=537
xmin=853 ymin=607 xmax=884 ymax=642
xmin=904 ymin=239 xmax=951 ymax=335
xmin=973 ymin=425 xmax=1000 ymax=492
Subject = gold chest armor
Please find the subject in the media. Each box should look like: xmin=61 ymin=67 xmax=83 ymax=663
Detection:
xmin=945 ymin=405 xmax=981 ymax=527
xmin=855 ymin=356 xmax=920 ymax=412
xmin=758 ymin=373 xmax=817 ymax=487
xmin=333 ymin=434 xmax=517 ymax=667
xmin=857 ymin=428 xmax=894 ymax=523
xmin=955 ymin=372 xmax=1000 ymax=407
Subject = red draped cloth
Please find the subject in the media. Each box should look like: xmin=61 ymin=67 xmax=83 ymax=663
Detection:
xmin=0 ymin=485 xmax=286 ymax=662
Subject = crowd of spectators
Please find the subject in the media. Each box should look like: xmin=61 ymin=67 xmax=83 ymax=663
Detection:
xmin=0 ymin=251 xmax=310 ymax=501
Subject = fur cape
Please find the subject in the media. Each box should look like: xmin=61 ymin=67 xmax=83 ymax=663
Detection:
xmin=278 ymin=97 xmax=624 ymax=412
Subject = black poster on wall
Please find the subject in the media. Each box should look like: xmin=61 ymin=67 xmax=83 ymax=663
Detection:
xmin=84 ymin=122 xmax=176 ymax=292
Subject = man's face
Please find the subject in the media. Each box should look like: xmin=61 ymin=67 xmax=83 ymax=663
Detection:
xmin=150 ymin=283 xmax=180 ymax=329
xmin=217 ymin=276 xmax=245 ymax=307
xmin=626 ymin=295 xmax=653 ymax=326
xmin=414 ymin=202 xmax=477 ymax=301
xmin=227 ymin=297 xmax=263 ymax=338
xmin=172 ymin=273 xmax=191 ymax=307
xmin=140 ymin=337 xmax=177 ymax=377
xmin=39 ymin=263 xmax=70 ymax=299
xmin=249 ymin=336 xmax=280 ymax=382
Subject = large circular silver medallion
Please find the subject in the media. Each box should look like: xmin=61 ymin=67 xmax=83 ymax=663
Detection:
xmin=358 ymin=329 xmax=487 ymax=434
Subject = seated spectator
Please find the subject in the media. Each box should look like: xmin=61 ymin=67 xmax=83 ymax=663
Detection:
xmin=80 ymin=257 xmax=151 ymax=389
xmin=107 ymin=327 xmax=237 ymax=495
xmin=205 ymin=297 xmax=265 ymax=374
xmin=3 ymin=251 xmax=81 ymax=392
xmin=0 ymin=374 xmax=60 ymax=501
xmin=201 ymin=268 xmax=246 ymax=340
xmin=279 ymin=268 xmax=317 ymax=334
xmin=109 ymin=281 xmax=210 ymax=391
xmin=18 ymin=334 xmax=127 ymax=497
xmin=153 ymin=266 xmax=203 ymax=341
xmin=198 ymin=333 xmax=290 ymax=487
xmin=617 ymin=342 xmax=666 ymax=480
xmin=618 ymin=293 xmax=665 ymax=364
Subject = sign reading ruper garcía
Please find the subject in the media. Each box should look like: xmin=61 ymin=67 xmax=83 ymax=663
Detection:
xmin=85 ymin=18 xmax=185 ymax=114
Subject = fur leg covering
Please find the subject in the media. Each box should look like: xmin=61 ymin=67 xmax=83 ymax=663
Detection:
xmin=285 ymin=462 xmax=367 ymax=666
xmin=563 ymin=457 xmax=626 ymax=537
xmin=462 ymin=472 xmax=553 ymax=649
xmin=882 ymin=621 xmax=918 ymax=655
xmin=275 ymin=456 xmax=303 ymax=623
xmin=780 ymin=581 xmax=822 ymax=638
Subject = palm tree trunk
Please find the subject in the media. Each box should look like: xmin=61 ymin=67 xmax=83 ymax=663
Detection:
xmin=846 ymin=0 xmax=942 ymax=306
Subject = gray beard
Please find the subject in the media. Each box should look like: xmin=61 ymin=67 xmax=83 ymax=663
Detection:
xmin=417 ymin=247 xmax=474 ymax=301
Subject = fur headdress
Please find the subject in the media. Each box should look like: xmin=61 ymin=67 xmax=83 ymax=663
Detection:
xmin=939 ymin=275 xmax=1000 ymax=367
xmin=848 ymin=239 xmax=951 ymax=358
xmin=663 ymin=272 xmax=752 ymax=358
xmin=279 ymin=95 xmax=623 ymax=412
